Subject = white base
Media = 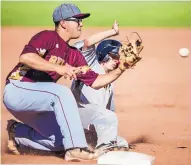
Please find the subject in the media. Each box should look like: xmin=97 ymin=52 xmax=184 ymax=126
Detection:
xmin=98 ymin=151 xmax=155 ymax=165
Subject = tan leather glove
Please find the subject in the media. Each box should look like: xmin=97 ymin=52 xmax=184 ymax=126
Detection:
xmin=118 ymin=32 xmax=144 ymax=71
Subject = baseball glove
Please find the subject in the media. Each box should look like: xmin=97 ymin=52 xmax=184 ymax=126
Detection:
xmin=118 ymin=32 xmax=144 ymax=71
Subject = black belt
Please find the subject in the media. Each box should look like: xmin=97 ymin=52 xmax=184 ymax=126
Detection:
xmin=25 ymin=70 xmax=54 ymax=82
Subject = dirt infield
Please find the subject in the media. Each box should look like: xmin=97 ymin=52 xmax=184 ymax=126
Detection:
xmin=1 ymin=27 xmax=191 ymax=165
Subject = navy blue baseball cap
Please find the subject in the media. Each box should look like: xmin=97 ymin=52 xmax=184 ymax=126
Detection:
xmin=53 ymin=3 xmax=90 ymax=22
xmin=96 ymin=39 xmax=122 ymax=62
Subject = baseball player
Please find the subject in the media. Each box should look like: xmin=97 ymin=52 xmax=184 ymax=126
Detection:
xmin=71 ymin=21 xmax=119 ymax=112
xmin=3 ymin=3 xmax=143 ymax=161
xmin=71 ymin=22 xmax=129 ymax=151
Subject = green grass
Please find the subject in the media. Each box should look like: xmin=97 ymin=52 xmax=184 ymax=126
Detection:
xmin=2 ymin=1 xmax=191 ymax=27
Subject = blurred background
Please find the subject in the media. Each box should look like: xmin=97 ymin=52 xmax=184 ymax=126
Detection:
xmin=2 ymin=1 xmax=191 ymax=27
xmin=1 ymin=1 xmax=191 ymax=165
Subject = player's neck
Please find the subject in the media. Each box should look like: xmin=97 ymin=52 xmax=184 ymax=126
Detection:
xmin=101 ymin=64 xmax=110 ymax=73
xmin=55 ymin=29 xmax=71 ymax=43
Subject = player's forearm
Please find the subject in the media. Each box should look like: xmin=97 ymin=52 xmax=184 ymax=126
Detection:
xmin=91 ymin=68 xmax=124 ymax=89
xmin=83 ymin=29 xmax=117 ymax=49
xmin=19 ymin=53 xmax=58 ymax=72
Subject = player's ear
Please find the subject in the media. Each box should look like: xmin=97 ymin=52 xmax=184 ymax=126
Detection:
xmin=60 ymin=20 xmax=67 ymax=29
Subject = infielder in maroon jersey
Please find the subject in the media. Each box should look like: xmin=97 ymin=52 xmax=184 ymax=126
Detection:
xmin=3 ymin=3 xmax=128 ymax=161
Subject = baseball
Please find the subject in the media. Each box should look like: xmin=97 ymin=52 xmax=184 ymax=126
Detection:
xmin=179 ymin=48 xmax=189 ymax=57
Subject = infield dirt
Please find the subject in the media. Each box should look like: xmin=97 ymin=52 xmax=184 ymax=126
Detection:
xmin=1 ymin=27 xmax=191 ymax=165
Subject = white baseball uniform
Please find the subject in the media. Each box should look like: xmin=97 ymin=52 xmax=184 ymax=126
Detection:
xmin=71 ymin=40 xmax=115 ymax=111
xmin=71 ymin=40 xmax=128 ymax=148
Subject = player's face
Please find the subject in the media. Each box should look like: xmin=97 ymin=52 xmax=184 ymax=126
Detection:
xmin=65 ymin=18 xmax=83 ymax=39
xmin=103 ymin=57 xmax=119 ymax=71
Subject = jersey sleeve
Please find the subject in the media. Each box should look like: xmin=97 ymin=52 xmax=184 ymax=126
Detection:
xmin=20 ymin=31 xmax=53 ymax=57
xmin=74 ymin=40 xmax=97 ymax=67
xmin=74 ymin=50 xmax=99 ymax=86
xmin=73 ymin=40 xmax=85 ymax=50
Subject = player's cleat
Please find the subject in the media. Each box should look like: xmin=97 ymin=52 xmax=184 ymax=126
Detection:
xmin=95 ymin=141 xmax=129 ymax=154
xmin=7 ymin=119 xmax=20 ymax=155
xmin=64 ymin=147 xmax=99 ymax=161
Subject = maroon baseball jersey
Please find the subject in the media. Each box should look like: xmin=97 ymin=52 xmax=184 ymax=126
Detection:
xmin=6 ymin=30 xmax=98 ymax=86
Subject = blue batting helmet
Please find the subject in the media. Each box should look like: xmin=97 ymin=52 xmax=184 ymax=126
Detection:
xmin=96 ymin=39 xmax=122 ymax=62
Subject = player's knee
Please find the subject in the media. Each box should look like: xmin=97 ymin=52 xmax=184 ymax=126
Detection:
xmin=4 ymin=94 xmax=24 ymax=112
xmin=110 ymin=112 xmax=118 ymax=125
xmin=104 ymin=111 xmax=118 ymax=125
